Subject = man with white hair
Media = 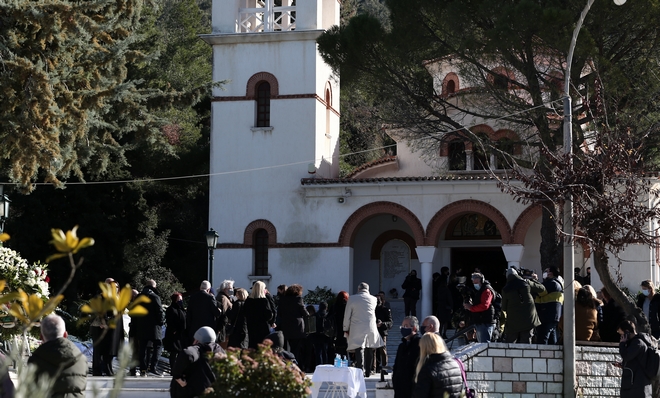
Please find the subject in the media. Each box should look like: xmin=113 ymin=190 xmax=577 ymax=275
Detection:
xmin=171 ymin=326 xmax=225 ymax=398
xmin=343 ymin=282 xmax=384 ymax=377
xmin=29 ymin=314 xmax=87 ymax=397
xmin=420 ymin=316 xmax=441 ymax=335
xmin=215 ymin=279 xmax=234 ymax=345
xmin=186 ymin=280 xmax=220 ymax=345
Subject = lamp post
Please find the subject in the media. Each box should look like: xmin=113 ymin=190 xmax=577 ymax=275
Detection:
xmin=563 ymin=1 xmax=625 ymax=395
xmin=205 ymin=228 xmax=219 ymax=285
xmin=0 ymin=185 xmax=10 ymax=234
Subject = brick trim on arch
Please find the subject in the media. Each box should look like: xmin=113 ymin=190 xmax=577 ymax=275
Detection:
xmin=246 ymin=72 xmax=279 ymax=99
xmin=512 ymin=204 xmax=542 ymax=244
xmin=426 ymin=200 xmax=512 ymax=245
xmin=338 ymin=202 xmax=425 ymax=247
xmin=244 ymin=219 xmax=277 ymax=245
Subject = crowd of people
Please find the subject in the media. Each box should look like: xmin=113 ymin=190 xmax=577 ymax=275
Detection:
xmin=17 ymin=268 xmax=660 ymax=398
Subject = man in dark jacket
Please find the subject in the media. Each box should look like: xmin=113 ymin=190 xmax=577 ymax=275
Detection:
xmin=171 ymin=327 xmax=225 ymax=398
xmin=463 ymin=272 xmax=497 ymax=343
xmin=534 ymin=266 xmax=564 ymax=344
xmin=186 ymin=281 xmax=220 ymax=346
xmin=501 ymin=268 xmax=545 ymax=344
xmin=618 ymin=320 xmax=652 ymax=398
xmin=402 ymin=271 xmax=422 ymax=317
xmin=133 ymin=280 xmax=165 ymax=376
xmin=392 ymin=316 xmax=421 ymax=398
xmin=374 ymin=295 xmax=393 ymax=373
xmin=29 ymin=314 xmax=87 ymax=398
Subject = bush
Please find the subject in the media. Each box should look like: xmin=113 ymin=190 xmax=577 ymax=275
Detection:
xmin=303 ymin=286 xmax=334 ymax=305
xmin=207 ymin=341 xmax=311 ymax=398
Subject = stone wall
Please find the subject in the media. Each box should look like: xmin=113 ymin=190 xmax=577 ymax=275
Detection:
xmin=453 ymin=342 xmax=621 ymax=398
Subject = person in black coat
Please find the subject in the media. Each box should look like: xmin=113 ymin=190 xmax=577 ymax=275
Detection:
xmin=412 ymin=333 xmax=464 ymax=398
xmin=277 ymin=284 xmax=309 ymax=361
xmin=170 ymin=327 xmax=225 ymax=398
xmin=374 ymin=295 xmax=393 ymax=373
xmin=164 ymin=292 xmax=187 ymax=370
xmin=244 ymin=281 xmax=276 ymax=349
xmin=637 ymin=280 xmax=660 ymax=338
xmin=617 ymin=320 xmax=653 ymax=398
xmin=133 ymin=280 xmax=164 ymax=376
xmin=331 ymin=291 xmax=349 ymax=357
xmin=434 ymin=268 xmax=453 ymax=339
xmin=392 ymin=316 xmax=421 ymax=398
xmin=227 ymin=288 xmax=249 ymax=349
xmin=185 ymin=281 xmax=220 ymax=346
xmin=91 ymin=278 xmax=125 ymax=376
xmin=402 ymin=270 xmax=422 ymax=317
xmin=599 ymin=287 xmax=627 ymax=343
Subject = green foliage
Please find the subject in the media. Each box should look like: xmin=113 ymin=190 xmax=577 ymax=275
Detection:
xmin=303 ymin=286 xmax=335 ymax=305
xmin=208 ymin=342 xmax=312 ymax=398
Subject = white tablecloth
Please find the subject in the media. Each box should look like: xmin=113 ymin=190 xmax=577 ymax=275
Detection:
xmin=310 ymin=365 xmax=367 ymax=398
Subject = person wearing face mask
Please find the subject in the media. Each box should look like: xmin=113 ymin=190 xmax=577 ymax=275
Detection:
xmin=420 ymin=316 xmax=440 ymax=335
xmin=501 ymin=268 xmax=545 ymax=344
xmin=463 ymin=273 xmax=498 ymax=343
xmin=534 ymin=266 xmax=564 ymax=344
xmin=392 ymin=316 xmax=421 ymax=398
xmin=402 ymin=270 xmax=422 ymax=317
xmin=636 ymin=280 xmax=660 ymax=338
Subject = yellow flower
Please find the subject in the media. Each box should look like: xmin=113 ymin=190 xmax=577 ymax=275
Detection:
xmin=80 ymin=283 xmax=150 ymax=328
xmin=46 ymin=225 xmax=94 ymax=262
xmin=0 ymin=233 xmax=9 ymax=242
xmin=8 ymin=290 xmax=63 ymax=325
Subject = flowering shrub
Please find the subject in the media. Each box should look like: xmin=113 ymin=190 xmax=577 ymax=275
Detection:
xmin=207 ymin=341 xmax=312 ymax=398
xmin=0 ymin=247 xmax=50 ymax=298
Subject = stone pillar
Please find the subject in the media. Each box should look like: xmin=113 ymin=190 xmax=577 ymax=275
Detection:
xmin=415 ymin=246 xmax=436 ymax=319
xmin=501 ymin=244 xmax=524 ymax=269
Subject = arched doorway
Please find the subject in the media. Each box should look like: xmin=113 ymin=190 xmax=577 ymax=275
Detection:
xmin=444 ymin=213 xmax=508 ymax=292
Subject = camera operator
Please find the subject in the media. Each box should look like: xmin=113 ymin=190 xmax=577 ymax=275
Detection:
xmin=402 ymin=270 xmax=422 ymax=317
xmin=463 ymin=273 xmax=497 ymax=343
xmin=501 ymin=267 xmax=546 ymax=344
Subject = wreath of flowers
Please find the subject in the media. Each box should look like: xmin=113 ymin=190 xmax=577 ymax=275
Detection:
xmin=0 ymin=247 xmax=50 ymax=299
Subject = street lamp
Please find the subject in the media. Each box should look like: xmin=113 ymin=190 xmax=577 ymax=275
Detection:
xmin=205 ymin=228 xmax=219 ymax=285
xmin=563 ymin=1 xmax=626 ymax=396
xmin=0 ymin=185 xmax=10 ymax=234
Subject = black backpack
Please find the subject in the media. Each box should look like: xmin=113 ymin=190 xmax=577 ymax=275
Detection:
xmin=640 ymin=333 xmax=660 ymax=380
xmin=489 ymin=287 xmax=503 ymax=318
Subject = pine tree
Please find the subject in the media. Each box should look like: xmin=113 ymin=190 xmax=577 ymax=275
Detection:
xmin=0 ymin=0 xmax=188 ymax=191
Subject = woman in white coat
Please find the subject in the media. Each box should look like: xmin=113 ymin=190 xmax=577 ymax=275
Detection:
xmin=343 ymin=282 xmax=384 ymax=376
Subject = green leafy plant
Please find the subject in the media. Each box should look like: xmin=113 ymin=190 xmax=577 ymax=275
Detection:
xmin=207 ymin=341 xmax=312 ymax=398
xmin=303 ymin=286 xmax=335 ymax=305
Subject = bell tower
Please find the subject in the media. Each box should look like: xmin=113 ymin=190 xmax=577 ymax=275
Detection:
xmin=202 ymin=0 xmax=341 ymax=285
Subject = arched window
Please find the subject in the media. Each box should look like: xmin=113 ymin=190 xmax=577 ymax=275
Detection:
xmin=325 ymin=88 xmax=331 ymax=136
xmin=448 ymin=141 xmax=466 ymax=170
xmin=495 ymin=138 xmax=514 ymax=169
xmin=472 ymin=133 xmax=490 ymax=170
xmin=446 ymin=80 xmax=456 ymax=95
xmin=254 ymin=229 xmax=269 ymax=276
xmin=256 ymin=82 xmax=271 ymax=127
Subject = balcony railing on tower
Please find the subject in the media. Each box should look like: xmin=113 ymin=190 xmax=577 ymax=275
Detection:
xmin=239 ymin=0 xmax=296 ymax=33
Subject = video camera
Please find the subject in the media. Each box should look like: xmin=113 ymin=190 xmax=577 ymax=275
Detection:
xmin=509 ymin=266 xmax=537 ymax=280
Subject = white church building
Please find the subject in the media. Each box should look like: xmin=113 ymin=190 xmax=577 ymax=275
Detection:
xmin=201 ymin=0 xmax=657 ymax=314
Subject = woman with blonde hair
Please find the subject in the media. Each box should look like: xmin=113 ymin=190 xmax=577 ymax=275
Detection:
xmin=245 ymin=281 xmax=276 ymax=348
xmin=412 ymin=333 xmax=463 ymax=398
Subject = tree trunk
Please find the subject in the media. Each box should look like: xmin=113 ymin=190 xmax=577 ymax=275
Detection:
xmin=540 ymin=202 xmax=561 ymax=270
xmin=592 ymin=247 xmax=649 ymax=333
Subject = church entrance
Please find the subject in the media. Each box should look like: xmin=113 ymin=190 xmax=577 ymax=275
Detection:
xmin=451 ymin=247 xmax=508 ymax=293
